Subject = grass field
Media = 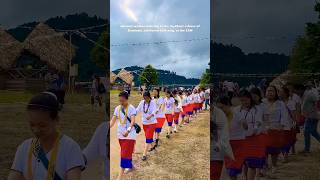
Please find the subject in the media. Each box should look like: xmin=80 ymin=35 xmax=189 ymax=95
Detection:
xmin=0 ymin=90 xmax=105 ymax=179
xmin=110 ymin=90 xmax=210 ymax=180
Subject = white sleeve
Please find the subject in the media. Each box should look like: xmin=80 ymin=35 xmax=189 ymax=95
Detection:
xmin=217 ymin=109 xmax=234 ymax=159
xmin=11 ymin=143 xmax=26 ymax=173
xmin=136 ymin=101 xmax=143 ymax=113
xmin=280 ymin=102 xmax=289 ymax=126
xmin=255 ymin=108 xmax=263 ymax=129
xmin=129 ymin=105 xmax=137 ymax=118
xmin=83 ymin=123 xmax=106 ymax=163
xmin=66 ymin=139 xmax=86 ymax=171
xmin=113 ymin=106 xmax=119 ymax=117
xmin=151 ymin=101 xmax=157 ymax=115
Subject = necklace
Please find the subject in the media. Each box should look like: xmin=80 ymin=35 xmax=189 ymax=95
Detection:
xmin=143 ymin=100 xmax=150 ymax=113
xmin=28 ymin=132 xmax=61 ymax=180
xmin=118 ymin=106 xmax=128 ymax=124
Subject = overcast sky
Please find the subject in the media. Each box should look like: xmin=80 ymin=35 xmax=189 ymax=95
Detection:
xmin=110 ymin=0 xmax=210 ymax=79
xmin=1 ymin=0 xmax=315 ymax=76
xmin=213 ymin=0 xmax=318 ymax=55
xmin=0 ymin=0 xmax=108 ymax=28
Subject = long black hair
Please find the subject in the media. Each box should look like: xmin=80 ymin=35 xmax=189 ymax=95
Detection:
xmin=166 ymin=90 xmax=173 ymax=98
xmin=239 ymin=89 xmax=255 ymax=109
xmin=216 ymin=95 xmax=231 ymax=106
xmin=153 ymin=88 xmax=160 ymax=98
xmin=250 ymin=87 xmax=262 ymax=104
xmin=281 ymin=86 xmax=290 ymax=99
xmin=143 ymin=91 xmax=152 ymax=99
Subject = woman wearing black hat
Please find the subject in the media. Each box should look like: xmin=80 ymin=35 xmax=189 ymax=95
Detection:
xmin=8 ymin=92 xmax=85 ymax=180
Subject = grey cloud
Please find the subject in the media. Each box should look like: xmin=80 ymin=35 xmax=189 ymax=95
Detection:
xmin=111 ymin=0 xmax=210 ymax=78
xmin=214 ymin=0 xmax=318 ymax=54
xmin=1 ymin=0 xmax=108 ymax=28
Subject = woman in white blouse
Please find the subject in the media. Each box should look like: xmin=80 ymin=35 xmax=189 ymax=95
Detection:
xmin=110 ymin=91 xmax=137 ymax=180
xmin=136 ymin=91 xmax=157 ymax=161
xmin=262 ymin=85 xmax=288 ymax=173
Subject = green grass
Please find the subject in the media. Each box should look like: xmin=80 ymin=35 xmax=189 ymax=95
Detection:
xmin=110 ymin=89 xmax=120 ymax=95
xmin=0 ymin=91 xmax=33 ymax=103
xmin=0 ymin=90 xmax=93 ymax=104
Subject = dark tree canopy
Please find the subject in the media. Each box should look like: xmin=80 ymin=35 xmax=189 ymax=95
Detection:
xmin=200 ymin=69 xmax=210 ymax=88
xmin=139 ymin=65 xmax=159 ymax=88
xmin=90 ymin=31 xmax=109 ymax=71
xmin=289 ymin=2 xmax=320 ymax=83
xmin=211 ymin=42 xmax=289 ymax=86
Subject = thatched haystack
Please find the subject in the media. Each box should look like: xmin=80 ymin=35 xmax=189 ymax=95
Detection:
xmin=117 ymin=69 xmax=134 ymax=85
xmin=0 ymin=23 xmax=76 ymax=91
xmin=0 ymin=28 xmax=23 ymax=70
xmin=23 ymin=23 xmax=76 ymax=72
xmin=110 ymin=71 xmax=117 ymax=83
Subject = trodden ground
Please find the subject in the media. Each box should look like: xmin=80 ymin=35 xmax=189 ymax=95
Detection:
xmin=110 ymin=90 xmax=210 ymax=180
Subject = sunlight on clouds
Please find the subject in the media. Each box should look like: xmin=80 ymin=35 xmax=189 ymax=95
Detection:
xmin=120 ymin=0 xmax=138 ymax=23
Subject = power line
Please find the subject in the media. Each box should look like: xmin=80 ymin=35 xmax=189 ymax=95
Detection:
xmin=110 ymin=37 xmax=210 ymax=47
xmin=19 ymin=24 xmax=107 ymax=32
xmin=76 ymin=31 xmax=109 ymax=51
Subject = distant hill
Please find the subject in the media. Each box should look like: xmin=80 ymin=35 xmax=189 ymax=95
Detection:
xmin=7 ymin=13 xmax=108 ymax=81
xmin=113 ymin=66 xmax=200 ymax=86
xmin=211 ymin=42 xmax=290 ymax=86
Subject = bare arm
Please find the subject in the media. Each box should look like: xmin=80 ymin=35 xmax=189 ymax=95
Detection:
xmin=66 ymin=167 xmax=82 ymax=180
xmin=7 ymin=170 xmax=23 ymax=180
xmin=130 ymin=115 xmax=135 ymax=127
xmin=110 ymin=116 xmax=117 ymax=128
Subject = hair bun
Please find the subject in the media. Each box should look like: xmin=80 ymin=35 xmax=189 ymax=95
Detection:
xmin=27 ymin=92 xmax=59 ymax=112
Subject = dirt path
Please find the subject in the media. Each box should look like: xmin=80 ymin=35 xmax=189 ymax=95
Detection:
xmin=110 ymin=92 xmax=210 ymax=180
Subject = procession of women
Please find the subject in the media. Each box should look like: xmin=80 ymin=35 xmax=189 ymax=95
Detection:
xmin=110 ymin=87 xmax=210 ymax=180
xmin=211 ymin=81 xmax=320 ymax=180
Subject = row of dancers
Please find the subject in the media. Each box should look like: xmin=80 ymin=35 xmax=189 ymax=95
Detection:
xmin=8 ymin=92 xmax=107 ymax=180
xmin=110 ymin=88 xmax=209 ymax=180
xmin=212 ymin=83 xmax=320 ymax=180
